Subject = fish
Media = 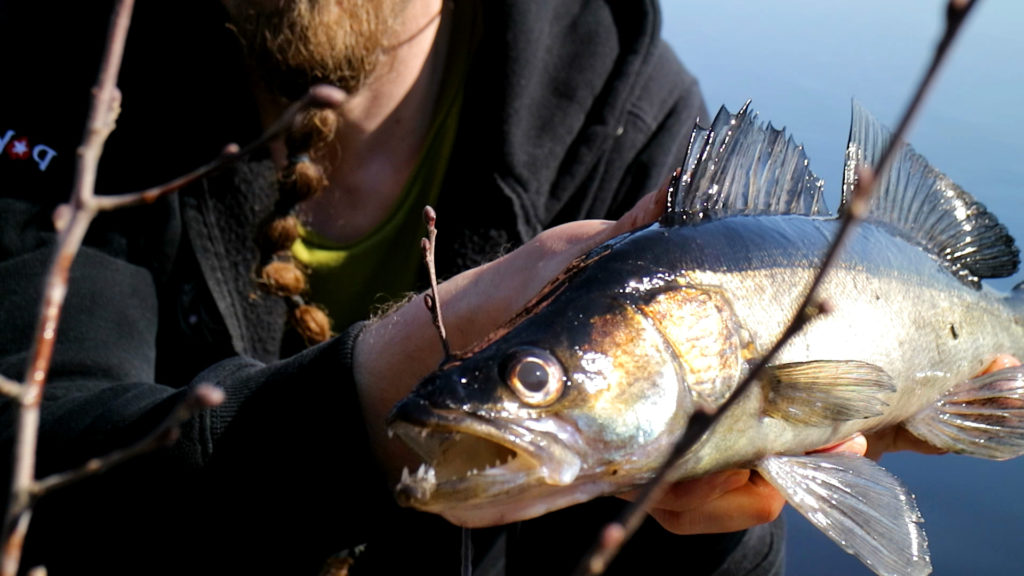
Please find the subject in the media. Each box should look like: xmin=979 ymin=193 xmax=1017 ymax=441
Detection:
xmin=386 ymin=102 xmax=1024 ymax=576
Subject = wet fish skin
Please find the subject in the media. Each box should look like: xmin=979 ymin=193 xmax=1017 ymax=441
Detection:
xmin=637 ymin=214 xmax=1024 ymax=477
xmin=396 ymin=213 xmax=1024 ymax=501
xmin=387 ymin=102 xmax=1024 ymax=576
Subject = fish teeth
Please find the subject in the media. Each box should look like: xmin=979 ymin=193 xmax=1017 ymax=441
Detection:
xmin=401 ymin=464 xmax=437 ymax=485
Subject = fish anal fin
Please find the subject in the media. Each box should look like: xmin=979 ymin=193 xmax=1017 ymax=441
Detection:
xmin=763 ymin=360 xmax=896 ymax=426
xmin=904 ymin=366 xmax=1024 ymax=460
xmin=757 ymin=453 xmax=931 ymax=576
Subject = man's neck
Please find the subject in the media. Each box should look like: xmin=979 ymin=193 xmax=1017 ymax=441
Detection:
xmin=261 ymin=0 xmax=452 ymax=244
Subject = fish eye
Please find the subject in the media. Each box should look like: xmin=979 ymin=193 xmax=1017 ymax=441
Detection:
xmin=504 ymin=347 xmax=565 ymax=407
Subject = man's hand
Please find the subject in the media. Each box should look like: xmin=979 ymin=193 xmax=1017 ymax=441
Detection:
xmin=628 ymin=434 xmax=867 ymax=535
xmin=354 ymin=187 xmax=668 ymax=479
xmin=354 ymin=170 xmax=1023 ymax=536
xmin=640 ymin=354 xmax=1023 ymax=534
xmin=864 ymin=353 xmax=1022 ymax=460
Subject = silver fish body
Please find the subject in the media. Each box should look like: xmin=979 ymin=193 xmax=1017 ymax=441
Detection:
xmin=632 ymin=215 xmax=1024 ymax=477
xmin=388 ymin=103 xmax=1024 ymax=576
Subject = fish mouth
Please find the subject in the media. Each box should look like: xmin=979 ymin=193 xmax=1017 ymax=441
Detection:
xmin=387 ymin=397 xmax=585 ymax=526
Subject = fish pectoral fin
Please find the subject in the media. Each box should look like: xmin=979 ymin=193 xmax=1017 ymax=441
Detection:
xmin=756 ymin=453 xmax=931 ymax=576
xmin=904 ymin=366 xmax=1024 ymax=460
xmin=762 ymin=360 xmax=895 ymax=425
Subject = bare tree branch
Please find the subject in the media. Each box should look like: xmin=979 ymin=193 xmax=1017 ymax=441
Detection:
xmin=1 ymin=512 xmax=32 ymax=576
xmin=2 ymin=3 xmax=137 ymax=575
xmin=90 ymin=84 xmax=346 ymax=212
xmin=0 ymin=3 xmax=346 ymax=575
xmin=89 ymin=144 xmax=242 ymax=211
xmin=420 ymin=206 xmax=452 ymax=360
xmin=0 ymin=376 xmax=20 ymax=400
xmin=575 ymin=0 xmax=979 ymax=573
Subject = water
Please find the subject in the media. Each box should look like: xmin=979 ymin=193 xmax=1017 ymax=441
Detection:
xmin=661 ymin=1 xmax=1024 ymax=574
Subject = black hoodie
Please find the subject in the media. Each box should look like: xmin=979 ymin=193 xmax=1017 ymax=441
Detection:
xmin=0 ymin=1 xmax=781 ymax=574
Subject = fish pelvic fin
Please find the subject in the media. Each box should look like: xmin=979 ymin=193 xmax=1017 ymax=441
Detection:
xmin=841 ymin=101 xmax=1020 ymax=288
xmin=757 ymin=452 xmax=931 ymax=576
xmin=663 ymin=101 xmax=830 ymax=226
xmin=762 ymin=360 xmax=896 ymax=426
xmin=904 ymin=366 xmax=1024 ymax=460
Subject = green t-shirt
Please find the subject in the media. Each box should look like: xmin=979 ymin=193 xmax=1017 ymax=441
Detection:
xmin=291 ymin=3 xmax=475 ymax=330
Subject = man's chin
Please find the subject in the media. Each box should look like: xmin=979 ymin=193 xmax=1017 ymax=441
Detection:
xmin=223 ymin=0 xmax=400 ymax=101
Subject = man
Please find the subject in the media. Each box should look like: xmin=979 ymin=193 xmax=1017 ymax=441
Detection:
xmin=0 ymin=1 xmax=881 ymax=574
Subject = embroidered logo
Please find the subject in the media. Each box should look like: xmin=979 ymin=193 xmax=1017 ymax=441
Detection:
xmin=1 ymin=129 xmax=57 ymax=172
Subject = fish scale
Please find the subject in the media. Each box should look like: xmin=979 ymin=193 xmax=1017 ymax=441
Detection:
xmin=387 ymin=103 xmax=1024 ymax=576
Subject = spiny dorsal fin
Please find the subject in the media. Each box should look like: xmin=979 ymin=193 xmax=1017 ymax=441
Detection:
xmin=664 ymin=101 xmax=830 ymax=226
xmin=842 ymin=101 xmax=1020 ymax=287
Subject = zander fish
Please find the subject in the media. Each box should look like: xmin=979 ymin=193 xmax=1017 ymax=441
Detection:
xmin=388 ymin=102 xmax=1024 ymax=576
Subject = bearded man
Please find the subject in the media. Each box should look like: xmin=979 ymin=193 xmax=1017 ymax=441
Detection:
xmin=1 ymin=1 xmax=868 ymax=573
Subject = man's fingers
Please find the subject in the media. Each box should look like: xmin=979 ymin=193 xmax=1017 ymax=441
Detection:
xmin=981 ymin=354 xmax=1022 ymax=374
xmin=619 ymin=469 xmax=750 ymax=512
xmin=864 ymin=426 xmax=947 ymax=460
xmin=810 ymin=433 xmax=868 ymax=456
xmin=622 ymin=355 xmax=1024 ymax=534
xmin=607 ymin=184 xmax=669 ymax=238
xmin=644 ymin=472 xmax=786 ymax=535
xmin=863 ymin=355 xmax=1022 ymax=460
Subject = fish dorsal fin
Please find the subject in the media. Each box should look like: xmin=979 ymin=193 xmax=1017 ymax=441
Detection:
xmin=841 ymin=101 xmax=1020 ymax=287
xmin=664 ymin=101 xmax=830 ymax=226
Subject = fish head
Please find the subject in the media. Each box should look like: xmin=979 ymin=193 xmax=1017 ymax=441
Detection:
xmin=387 ymin=240 xmax=746 ymax=526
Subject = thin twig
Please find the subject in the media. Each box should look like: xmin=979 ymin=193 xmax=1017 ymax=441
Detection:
xmin=460 ymin=526 xmax=473 ymax=576
xmin=421 ymin=206 xmax=451 ymax=359
xmin=1 ymin=7 xmax=346 ymax=576
xmin=90 ymin=144 xmax=241 ymax=211
xmin=1 ymin=3 xmax=136 ymax=575
xmin=90 ymin=84 xmax=346 ymax=212
xmin=0 ymin=376 xmax=20 ymax=400
xmin=574 ymin=1 xmax=978 ymax=573
xmin=1 ymin=512 xmax=32 ymax=576
xmin=574 ymin=302 xmax=829 ymax=576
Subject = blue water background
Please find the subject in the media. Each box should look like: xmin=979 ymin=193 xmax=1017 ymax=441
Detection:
xmin=661 ymin=1 xmax=1024 ymax=574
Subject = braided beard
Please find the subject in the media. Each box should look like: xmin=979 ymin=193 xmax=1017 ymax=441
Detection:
xmin=224 ymin=0 xmax=407 ymax=100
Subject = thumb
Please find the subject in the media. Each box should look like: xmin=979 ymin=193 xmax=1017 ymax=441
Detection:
xmin=607 ymin=171 xmax=675 ymax=237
